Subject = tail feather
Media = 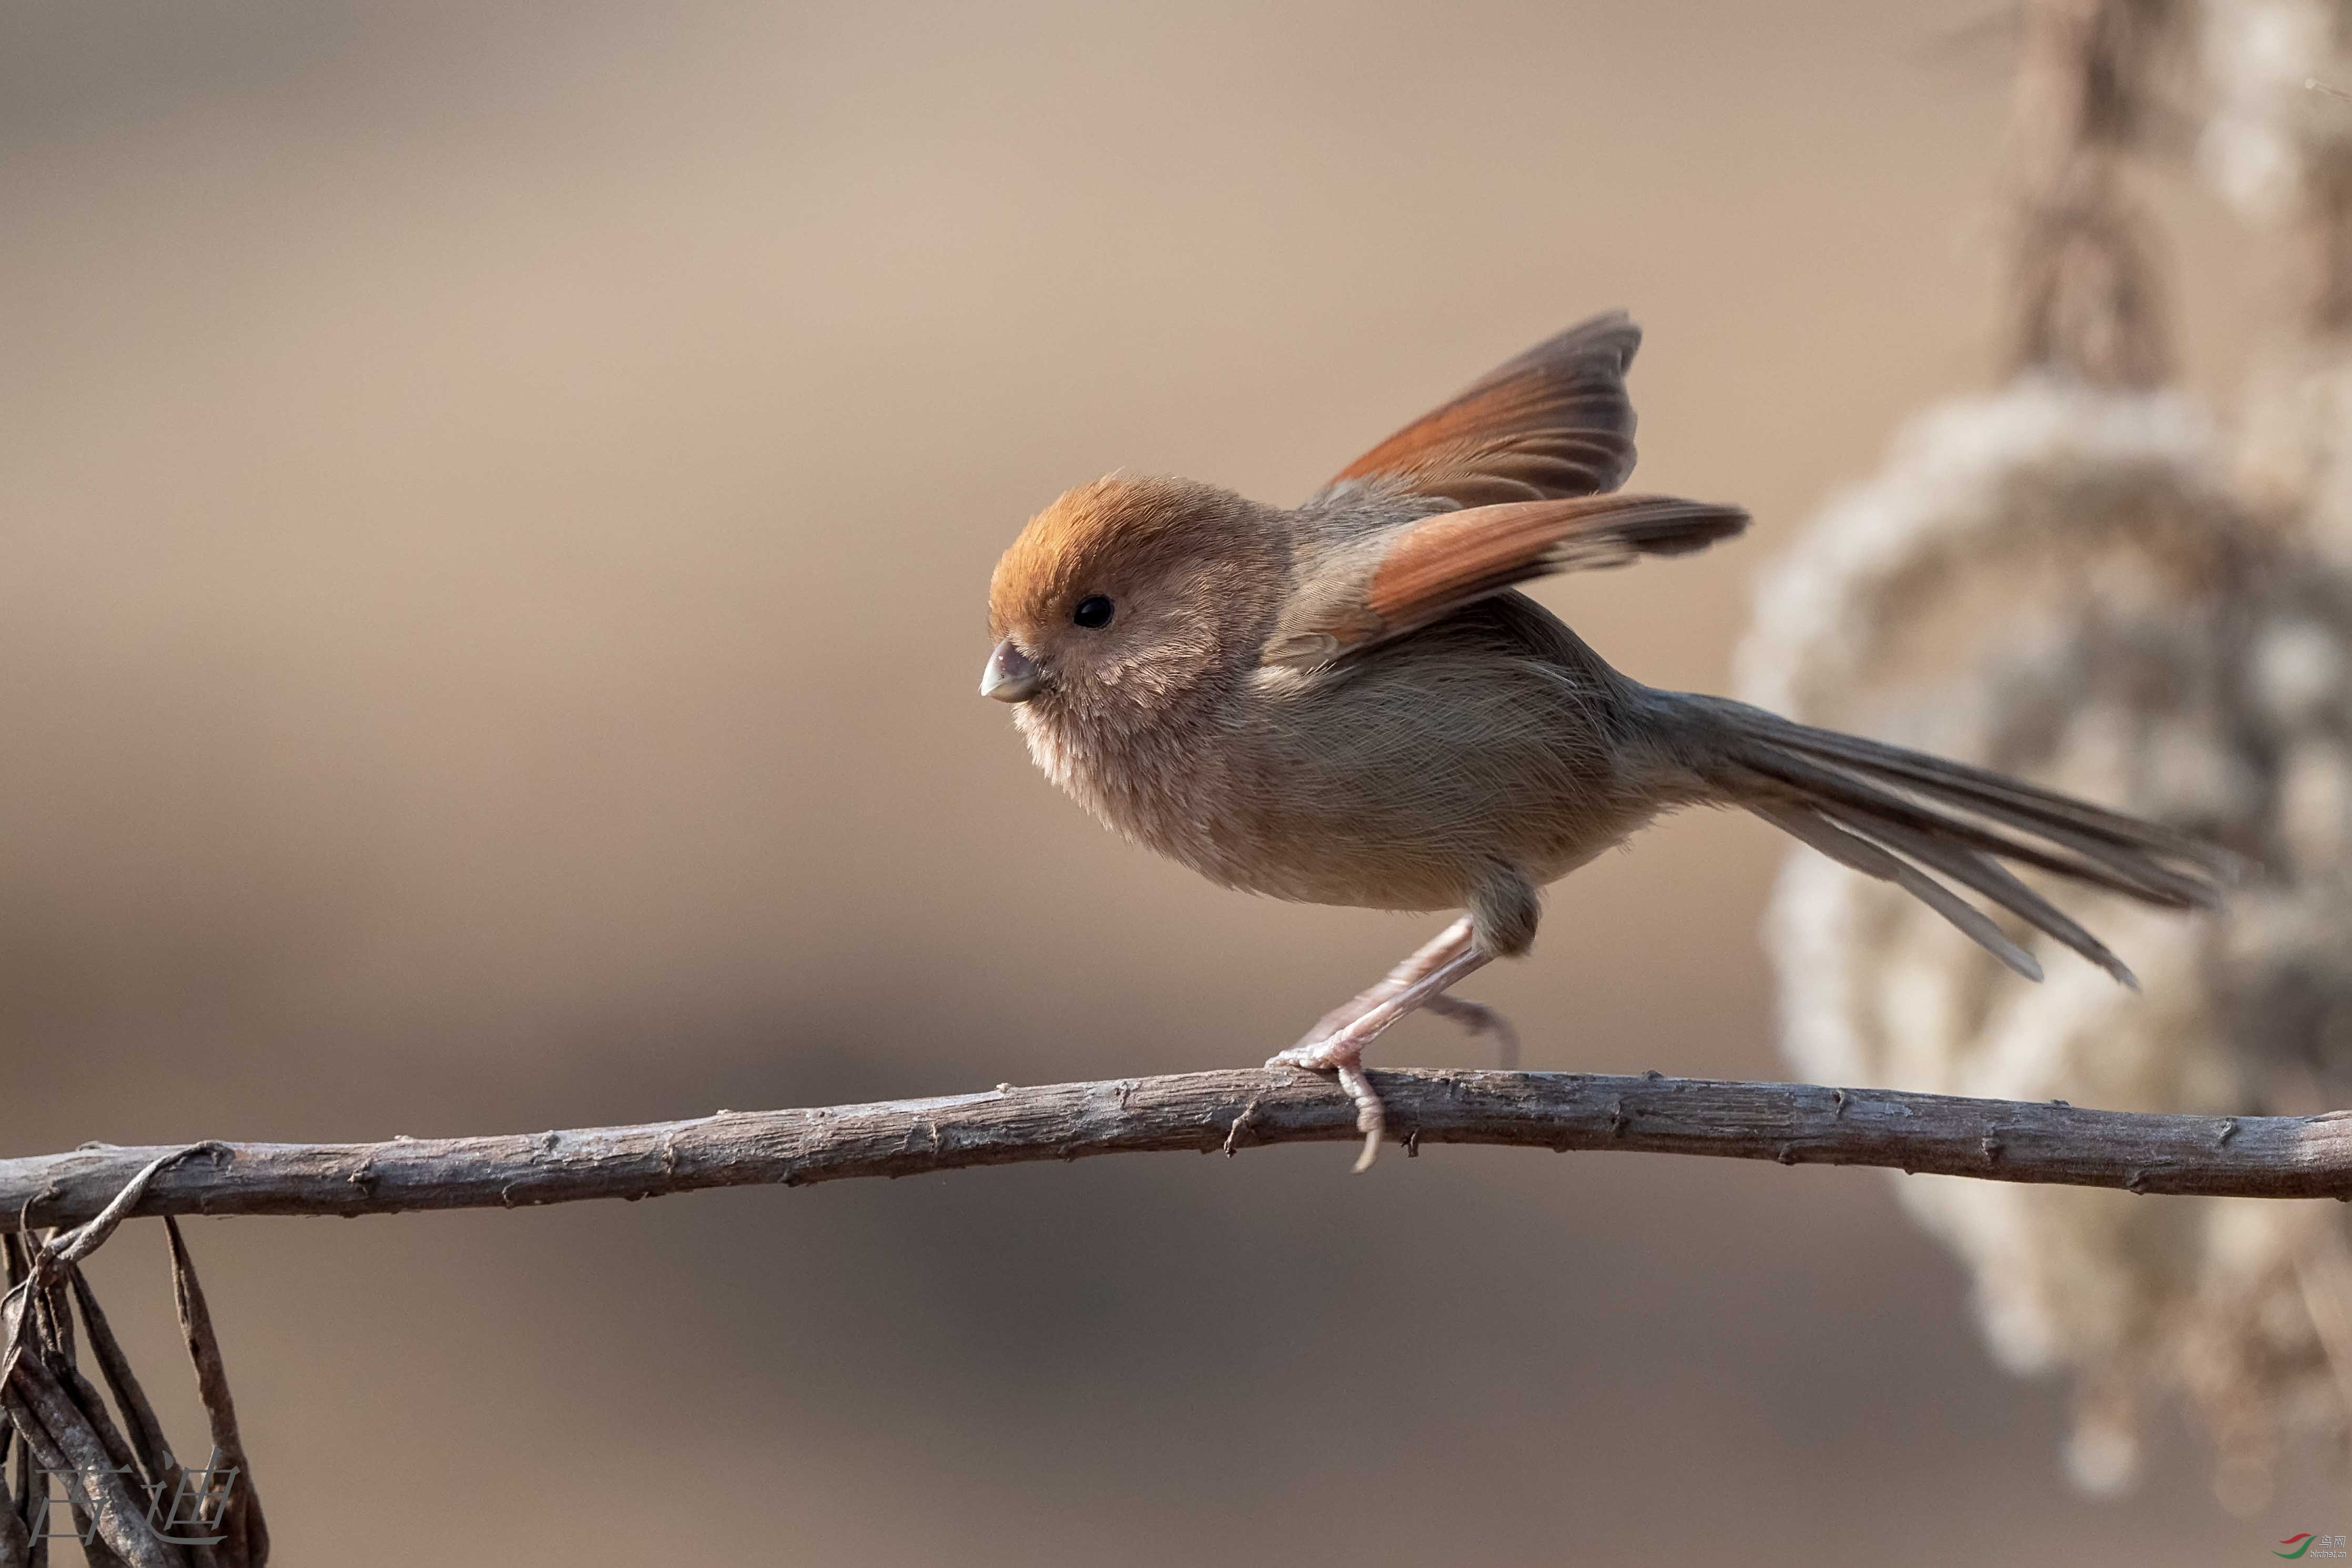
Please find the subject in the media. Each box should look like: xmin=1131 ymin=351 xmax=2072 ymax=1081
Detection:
xmin=1853 ymin=814 xmax=2137 ymax=987
xmin=1742 ymin=712 xmax=2221 ymax=865
xmin=1735 ymin=741 xmax=2213 ymax=908
xmin=1679 ymin=695 xmax=2234 ymax=985
xmin=1755 ymin=802 xmax=2046 ymax=982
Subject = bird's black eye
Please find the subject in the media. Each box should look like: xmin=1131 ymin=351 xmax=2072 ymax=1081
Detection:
xmin=1072 ymin=595 xmax=1115 ymax=629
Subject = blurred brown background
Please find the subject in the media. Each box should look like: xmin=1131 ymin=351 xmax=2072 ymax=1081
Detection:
xmin=0 ymin=1 xmax=2323 ymax=1562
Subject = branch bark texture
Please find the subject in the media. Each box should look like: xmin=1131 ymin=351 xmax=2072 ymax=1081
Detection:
xmin=7 ymin=1070 xmax=2351 ymax=1231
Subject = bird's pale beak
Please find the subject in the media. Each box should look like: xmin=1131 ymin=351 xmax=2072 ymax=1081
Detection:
xmin=980 ymin=638 xmax=1042 ymax=703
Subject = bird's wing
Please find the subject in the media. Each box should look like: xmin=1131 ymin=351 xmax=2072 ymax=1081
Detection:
xmin=1306 ymin=311 xmax=1643 ymax=510
xmin=1260 ymin=493 xmax=1749 ymax=669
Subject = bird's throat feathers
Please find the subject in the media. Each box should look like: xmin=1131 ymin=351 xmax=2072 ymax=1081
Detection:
xmin=1012 ymin=691 xmax=1241 ymax=864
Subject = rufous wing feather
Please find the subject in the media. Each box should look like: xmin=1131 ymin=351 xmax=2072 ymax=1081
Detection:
xmin=1310 ymin=311 xmax=1644 ymax=508
xmin=1260 ymin=493 xmax=1749 ymax=668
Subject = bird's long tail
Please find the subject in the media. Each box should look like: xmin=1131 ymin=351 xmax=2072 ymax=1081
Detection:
xmin=1669 ymin=694 xmax=2237 ymax=987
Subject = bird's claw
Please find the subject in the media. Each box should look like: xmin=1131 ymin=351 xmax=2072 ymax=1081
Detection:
xmin=1266 ymin=1034 xmax=1388 ymax=1172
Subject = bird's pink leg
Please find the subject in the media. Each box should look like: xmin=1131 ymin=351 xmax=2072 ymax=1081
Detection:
xmin=1267 ymin=916 xmax=1495 ymax=1171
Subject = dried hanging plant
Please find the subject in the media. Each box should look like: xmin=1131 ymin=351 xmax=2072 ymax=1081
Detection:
xmin=0 ymin=1151 xmax=267 ymax=1566
xmin=1738 ymin=0 xmax=2352 ymax=1511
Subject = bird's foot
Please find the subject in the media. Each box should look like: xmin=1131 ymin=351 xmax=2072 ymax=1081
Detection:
xmin=1423 ymin=993 xmax=1520 ymax=1068
xmin=1266 ymin=924 xmax=1493 ymax=1172
xmin=1266 ymin=1029 xmax=1389 ymax=1175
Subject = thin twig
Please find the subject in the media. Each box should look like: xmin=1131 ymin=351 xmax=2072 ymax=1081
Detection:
xmin=2 ymin=1071 xmax=2349 ymax=1228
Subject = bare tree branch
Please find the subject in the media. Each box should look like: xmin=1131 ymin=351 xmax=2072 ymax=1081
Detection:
xmin=5 ymin=1069 xmax=2349 ymax=1230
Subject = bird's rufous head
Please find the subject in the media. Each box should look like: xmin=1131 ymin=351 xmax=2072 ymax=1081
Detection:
xmin=981 ymin=475 xmax=1272 ymax=717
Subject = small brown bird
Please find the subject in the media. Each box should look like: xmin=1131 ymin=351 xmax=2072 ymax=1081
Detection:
xmin=981 ymin=311 xmax=2231 ymax=1168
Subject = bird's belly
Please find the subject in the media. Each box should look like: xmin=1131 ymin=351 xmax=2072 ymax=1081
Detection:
xmin=1192 ymin=722 xmax=1653 ymax=912
xmin=1201 ymin=797 xmax=1649 ymax=911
